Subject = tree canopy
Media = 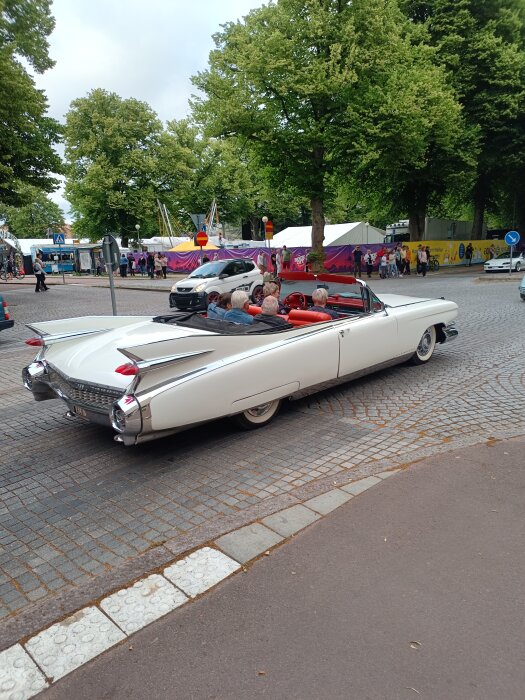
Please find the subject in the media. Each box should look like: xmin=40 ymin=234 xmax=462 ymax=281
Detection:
xmin=0 ymin=184 xmax=64 ymax=238
xmin=0 ymin=0 xmax=62 ymax=206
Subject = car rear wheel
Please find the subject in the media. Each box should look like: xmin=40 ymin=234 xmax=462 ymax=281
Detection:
xmin=232 ymin=399 xmax=281 ymax=430
xmin=410 ymin=326 xmax=436 ymax=365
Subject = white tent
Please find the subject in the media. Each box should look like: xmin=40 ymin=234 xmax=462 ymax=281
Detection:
xmin=269 ymin=222 xmax=385 ymax=248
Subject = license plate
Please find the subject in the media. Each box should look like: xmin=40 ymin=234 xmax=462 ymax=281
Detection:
xmin=73 ymin=405 xmax=87 ymax=418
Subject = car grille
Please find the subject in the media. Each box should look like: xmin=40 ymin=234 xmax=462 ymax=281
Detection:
xmin=176 ymin=287 xmax=194 ymax=293
xmin=47 ymin=367 xmax=122 ymax=412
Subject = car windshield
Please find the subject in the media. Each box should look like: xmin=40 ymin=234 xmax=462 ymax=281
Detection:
xmin=280 ymin=273 xmax=365 ymax=301
xmin=188 ymin=262 xmax=224 ymax=279
xmin=495 ymin=252 xmax=516 ymax=259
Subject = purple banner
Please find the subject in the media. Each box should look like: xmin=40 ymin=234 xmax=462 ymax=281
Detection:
xmin=165 ymin=244 xmax=392 ymax=274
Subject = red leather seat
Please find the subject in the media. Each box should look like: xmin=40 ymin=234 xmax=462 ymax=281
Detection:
xmin=247 ymin=305 xmax=263 ymax=316
xmin=287 ymin=309 xmax=332 ymax=326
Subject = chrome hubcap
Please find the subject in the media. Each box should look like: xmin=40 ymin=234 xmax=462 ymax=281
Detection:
xmin=246 ymin=402 xmax=273 ymax=418
xmin=418 ymin=330 xmax=432 ymax=355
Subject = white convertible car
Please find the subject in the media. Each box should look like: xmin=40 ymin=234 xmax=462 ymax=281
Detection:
xmin=23 ymin=273 xmax=458 ymax=446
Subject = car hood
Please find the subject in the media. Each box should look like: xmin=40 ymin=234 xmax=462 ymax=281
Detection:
xmin=173 ymin=277 xmax=218 ymax=290
xmin=41 ymin=319 xmax=214 ymax=388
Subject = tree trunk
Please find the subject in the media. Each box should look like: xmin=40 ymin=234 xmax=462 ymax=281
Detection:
xmin=408 ymin=210 xmax=425 ymax=242
xmin=471 ymin=175 xmax=487 ymax=239
xmin=311 ymin=196 xmax=325 ymax=253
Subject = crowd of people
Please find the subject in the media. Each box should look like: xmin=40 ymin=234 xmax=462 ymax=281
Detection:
xmin=354 ymin=244 xmax=431 ymax=279
xmin=118 ymin=252 xmax=169 ymax=279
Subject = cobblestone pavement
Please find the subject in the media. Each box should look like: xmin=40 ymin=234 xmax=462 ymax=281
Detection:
xmin=0 ymin=273 xmax=523 ymax=644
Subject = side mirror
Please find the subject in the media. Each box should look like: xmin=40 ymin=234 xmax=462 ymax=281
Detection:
xmin=218 ymin=273 xmax=228 ymax=280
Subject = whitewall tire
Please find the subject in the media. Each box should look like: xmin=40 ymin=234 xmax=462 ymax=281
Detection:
xmin=232 ymin=399 xmax=281 ymax=430
xmin=410 ymin=326 xmax=437 ymax=365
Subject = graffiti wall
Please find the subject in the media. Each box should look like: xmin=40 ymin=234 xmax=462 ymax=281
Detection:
xmin=164 ymin=239 xmax=516 ymax=275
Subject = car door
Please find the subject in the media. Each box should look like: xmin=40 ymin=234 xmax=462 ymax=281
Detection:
xmin=337 ymin=290 xmax=398 ymax=377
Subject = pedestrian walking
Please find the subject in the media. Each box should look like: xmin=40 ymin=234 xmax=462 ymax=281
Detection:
xmin=257 ymin=250 xmax=267 ymax=274
xmin=379 ymin=253 xmax=388 ymax=279
xmin=147 ymin=253 xmax=155 ymax=279
xmin=364 ymin=249 xmax=374 ymax=278
xmin=489 ymin=244 xmax=496 ymax=259
xmin=465 ymin=243 xmax=473 ymax=266
xmin=119 ymin=254 xmax=128 ymax=277
xmin=418 ymin=246 xmax=428 ymax=277
xmin=404 ymin=246 xmax=411 ymax=275
xmin=388 ymin=250 xmax=398 ymax=277
xmin=282 ymin=245 xmax=291 ymax=270
xmin=138 ymin=255 xmax=146 ymax=276
xmin=33 ymin=255 xmax=49 ymax=292
xmin=161 ymin=254 xmax=168 ymax=279
xmin=154 ymin=254 xmax=163 ymax=279
xmin=275 ymin=249 xmax=283 ymax=278
xmin=352 ymin=245 xmax=363 ymax=277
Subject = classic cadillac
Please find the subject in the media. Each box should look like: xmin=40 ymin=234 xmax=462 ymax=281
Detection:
xmin=23 ymin=273 xmax=458 ymax=446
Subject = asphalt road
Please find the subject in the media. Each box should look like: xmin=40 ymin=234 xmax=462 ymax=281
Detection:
xmin=0 ymin=270 xmax=523 ymax=649
xmin=40 ymin=435 xmax=525 ymax=700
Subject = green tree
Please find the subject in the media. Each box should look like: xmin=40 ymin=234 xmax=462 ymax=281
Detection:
xmin=192 ymin=0 xmax=463 ymax=249
xmin=64 ymin=89 xmax=163 ymax=243
xmin=0 ymin=0 xmax=62 ymax=205
xmin=399 ymin=0 xmax=525 ymax=237
xmin=0 ymin=184 xmax=64 ymax=238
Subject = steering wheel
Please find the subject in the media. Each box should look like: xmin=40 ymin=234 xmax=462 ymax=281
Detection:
xmin=282 ymin=292 xmax=307 ymax=310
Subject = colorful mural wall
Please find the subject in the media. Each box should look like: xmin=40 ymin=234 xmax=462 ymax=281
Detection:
xmin=164 ymin=239 xmax=517 ymax=275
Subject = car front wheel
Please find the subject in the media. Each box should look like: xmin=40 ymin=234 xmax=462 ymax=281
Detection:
xmin=232 ymin=399 xmax=281 ymax=430
xmin=410 ymin=326 xmax=437 ymax=365
xmin=515 ymin=262 xmax=522 ymax=272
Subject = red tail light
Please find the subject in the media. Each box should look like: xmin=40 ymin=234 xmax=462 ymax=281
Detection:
xmin=25 ymin=337 xmax=44 ymax=346
xmin=115 ymin=363 xmax=138 ymax=376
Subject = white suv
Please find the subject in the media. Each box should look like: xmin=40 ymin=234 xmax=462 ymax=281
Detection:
xmin=169 ymin=259 xmax=264 ymax=311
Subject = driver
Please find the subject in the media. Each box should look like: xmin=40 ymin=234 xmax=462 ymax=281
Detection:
xmin=309 ymin=287 xmax=339 ymax=319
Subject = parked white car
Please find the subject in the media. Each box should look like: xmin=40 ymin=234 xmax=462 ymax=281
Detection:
xmin=170 ymin=258 xmax=263 ymax=311
xmin=519 ymin=275 xmax=525 ymax=301
xmin=484 ymin=251 xmax=525 ymax=273
xmin=23 ymin=273 xmax=458 ymax=446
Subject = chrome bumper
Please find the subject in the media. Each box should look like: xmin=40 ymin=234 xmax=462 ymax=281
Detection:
xmin=442 ymin=325 xmax=459 ymax=341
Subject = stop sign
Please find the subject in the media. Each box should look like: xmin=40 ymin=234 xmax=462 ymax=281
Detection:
xmin=196 ymin=231 xmax=208 ymax=246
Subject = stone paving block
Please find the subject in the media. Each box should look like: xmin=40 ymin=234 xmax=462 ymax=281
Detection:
xmin=0 ymin=643 xmax=48 ymax=699
xmin=341 ymin=476 xmax=382 ymax=495
xmin=100 ymin=573 xmax=188 ymax=635
xmin=303 ymin=489 xmax=353 ymax=515
xmin=25 ymin=606 xmax=125 ymax=682
xmin=215 ymin=524 xmax=284 ymax=564
xmin=262 ymin=504 xmax=321 ymax=538
xmin=164 ymin=547 xmax=240 ymax=598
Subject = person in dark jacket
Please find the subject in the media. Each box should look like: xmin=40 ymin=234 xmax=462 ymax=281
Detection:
xmin=253 ymin=296 xmax=289 ymax=327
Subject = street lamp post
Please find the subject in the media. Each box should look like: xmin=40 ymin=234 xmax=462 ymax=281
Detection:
xmin=135 ymin=223 xmax=141 ymax=249
xmin=262 ymin=216 xmax=269 ymax=249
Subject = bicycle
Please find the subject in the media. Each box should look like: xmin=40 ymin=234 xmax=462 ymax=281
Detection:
xmin=428 ymin=256 xmax=440 ymax=272
xmin=0 ymin=265 xmax=25 ymax=281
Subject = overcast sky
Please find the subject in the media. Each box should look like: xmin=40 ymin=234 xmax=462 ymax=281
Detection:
xmin=33 ymin=0 xmax=265 ymax=219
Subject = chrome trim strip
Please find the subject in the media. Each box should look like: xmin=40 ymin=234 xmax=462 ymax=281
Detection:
xmin=118 ymin=347 xmax=214 ymax=368
xmin=25 ymin=327 xmax=111 ymax=344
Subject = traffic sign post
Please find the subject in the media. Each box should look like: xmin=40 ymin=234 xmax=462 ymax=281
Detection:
xmin=195 ymin=231 xmax=208 ymax=263
xmin=103 ymin=234 xmax=120 ymax=315
xmin=52 ymin=234 xmax=66 ymax=285
xmin=504 ymin=231 xmax=521 ymax=275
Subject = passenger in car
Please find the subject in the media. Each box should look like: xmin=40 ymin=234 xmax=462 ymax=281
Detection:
xmin=207 ymin=292 xmax=232 ymax=320
xmin=263 ymin=281 xmax=287 ymax=314
xmin=223 ymin=291 xmax=254 ymax=325
xmin=308 ymin=288 xmax=339 ymax=319
xmin=253 ymin=296 xmax=290 ymax=328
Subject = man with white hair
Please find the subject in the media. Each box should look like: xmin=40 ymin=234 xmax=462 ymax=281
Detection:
xmin=223 ymin=290 xmax=254 ymax=325
xmin=253 ymin=295 xmax=289 ymax=328
xmin=309 ymin=287 xmax=339 ymax=319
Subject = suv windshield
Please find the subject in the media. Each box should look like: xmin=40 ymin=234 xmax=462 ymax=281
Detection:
xmin=188 ymin=261 xmax=225 ymax=279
